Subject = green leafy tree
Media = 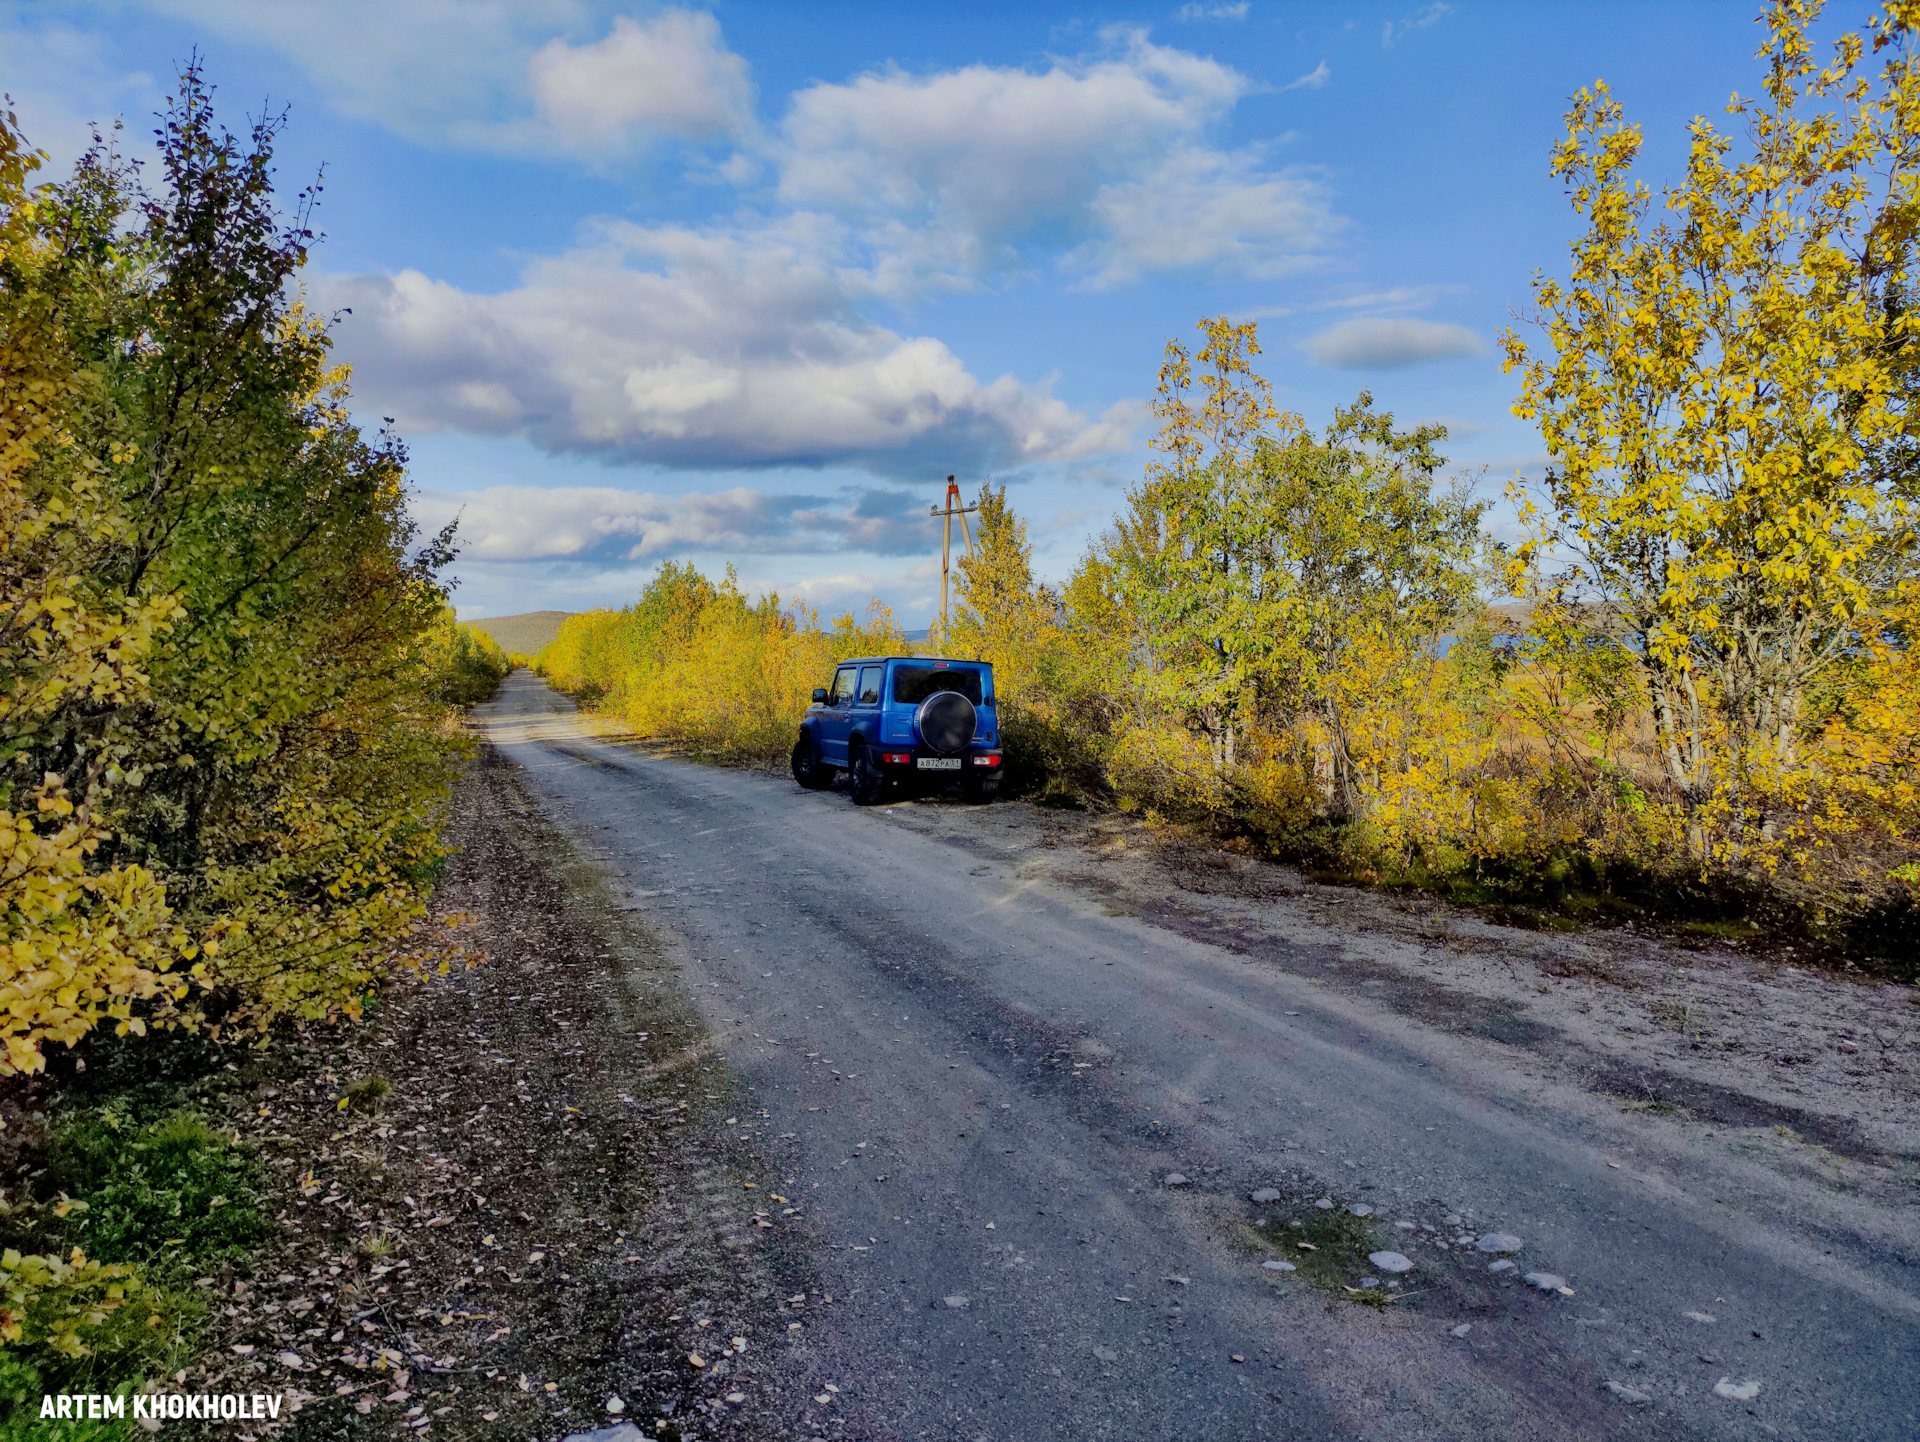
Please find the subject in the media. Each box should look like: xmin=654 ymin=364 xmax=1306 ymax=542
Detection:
xmin=1103 ymin=319 xmax=1487 ymax=815
xmin=1 ymin=66 xmax=468 ymax=1066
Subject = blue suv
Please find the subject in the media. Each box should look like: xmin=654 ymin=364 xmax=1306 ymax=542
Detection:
xmin=791 ymin=656 xmax=1003 ymax=805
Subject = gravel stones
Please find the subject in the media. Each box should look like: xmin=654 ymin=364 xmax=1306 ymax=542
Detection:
xmin=1367 ymin=1251 xmax=1413 ymax=1273
xmin=1250 ymin=1188 xmax=1282 ymax=1203
xmin=943 ymin=1294 xmax=970 ymax=1308
xmin=1524 ymin=1272 xmax=1567 ymax=1291
xmin=1347 ymin=1203 xmax=1374 ymax=1216
xmin=1605 ymin=1382 xmax=1652 ymax=1404
xmin=1476 ymin=1233 xmax=1523 ymax=1253
xmin=1314 ymin=1197 xmax=1335 ymax=1210
xmin=1164 ymin=1173 xmax=1189 ymax=1187
xmin=1488 ymin=1259 xmax=1516 ymax=1273
xmin=1449 ymin=1324 xmax=1472 ymax=1338
xmin=1262 ymin=1260 xmax=1296 ymax=1272
xmin=1714 ymin=1377 xmax=1762 ymax=1401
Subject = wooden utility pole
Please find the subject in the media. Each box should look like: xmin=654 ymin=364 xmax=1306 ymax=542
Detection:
xmin=930 ymin=475 xmax=978 ymax=643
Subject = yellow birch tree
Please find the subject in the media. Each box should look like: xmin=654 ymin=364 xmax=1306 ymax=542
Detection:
xmin=1504 ymin=1 xmax=1920 ymax=863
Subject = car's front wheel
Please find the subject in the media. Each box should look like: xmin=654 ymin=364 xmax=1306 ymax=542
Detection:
xmin=791 ymin=733 xmax=835 ymax=790
xmin=849 ymin=742 xmax=889 ymax=806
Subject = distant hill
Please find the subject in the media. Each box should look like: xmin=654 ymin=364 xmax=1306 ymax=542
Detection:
xmin=465 ymin=610 xmax=571 ymax=657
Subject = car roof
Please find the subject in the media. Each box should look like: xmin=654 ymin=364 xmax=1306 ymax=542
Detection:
xmin=837 ymin=655 xmax=989 ymax=667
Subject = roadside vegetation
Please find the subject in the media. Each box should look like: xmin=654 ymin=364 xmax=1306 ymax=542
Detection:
xmin=0 ymin=69 xmax=502 ymax=1423
xmin=429 ymin=618 xmax=512 ymax=706
xmin=544 ymin=4 xmax=1920 ymax=973
xmin=539 ymin=562 xmax=903 ymax=767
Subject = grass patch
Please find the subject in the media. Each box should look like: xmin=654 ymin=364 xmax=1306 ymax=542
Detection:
xmin=1619 ymin=1097 xmax=1692 ymax=1120
xmin=1682 ymin=919 xmax=1762 ymax=941
xmin=1243 ymin=1202 xmax=1412 ymax=1308
xmin=22 ymin=1109 xmax=273 ymax=1270
xmin=340 ymin=1075 xmax=391 ymax=1111
xmin=0 ymin=1033 xmax=278 ymax=1431
xmin=1649 ymin=1000 xmax=1692 ymax=1031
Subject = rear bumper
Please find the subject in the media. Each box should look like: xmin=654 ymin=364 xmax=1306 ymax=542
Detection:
xmin=877 ymin=747 xmax=1003 ymax=768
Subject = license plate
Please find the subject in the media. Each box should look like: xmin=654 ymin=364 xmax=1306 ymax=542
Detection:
xmin=916 ymin=757 xmax=962 ymax=770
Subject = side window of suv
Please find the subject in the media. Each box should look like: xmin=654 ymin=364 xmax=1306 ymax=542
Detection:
xmin=828 ymin=666 xmax=859 ymax=705
xmin=857 ymin=665 xmax=882 ymax=704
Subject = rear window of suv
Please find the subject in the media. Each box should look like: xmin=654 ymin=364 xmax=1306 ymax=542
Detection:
xmin=891 ymin=665 xmax=983 ymax=705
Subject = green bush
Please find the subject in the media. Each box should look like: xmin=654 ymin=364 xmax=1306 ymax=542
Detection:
xmin=0 ymin=1105 xmax=252 ymax=1426
xmin=32 ymin=1111 xmax=271 ymax=1270
xmin=432 ymin=617 xmax=513 ymax=705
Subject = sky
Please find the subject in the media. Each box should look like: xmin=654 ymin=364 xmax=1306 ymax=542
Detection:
xmin=4 ymin=0 xmax=1777 ymax=624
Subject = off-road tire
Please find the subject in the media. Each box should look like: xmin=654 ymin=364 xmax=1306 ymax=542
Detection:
xmin=791 ymin=734 xmax=835 ymax=790
xmin=849 ymin=742 xmax=888 ymax=806
xmin=963 ymin=770 xmax=998 ymax=804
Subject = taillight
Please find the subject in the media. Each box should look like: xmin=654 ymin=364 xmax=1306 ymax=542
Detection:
xmin=974 ymin=754 xmax=1001 ymax=767
xmin=882 ymin=751 xmax=913 ymax=765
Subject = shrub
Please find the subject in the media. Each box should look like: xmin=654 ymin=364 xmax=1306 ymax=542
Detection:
xmin=541 ymin=563 xmax=903 ymax=768
xmin=429 ymin=616 xmax=512 ymax=705
xmin=0 ymin=70 xmax=469 ymax=1073
xmin=28 ymin=1110 xmax=271 ymax=1270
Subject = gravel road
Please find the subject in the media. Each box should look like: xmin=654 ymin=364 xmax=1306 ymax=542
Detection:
xmin=476 ymin=670 xmax=1918 ymax=1442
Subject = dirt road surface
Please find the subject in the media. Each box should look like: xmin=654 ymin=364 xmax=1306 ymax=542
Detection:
xmin=474 ymin=670 xmax=1918 ymax=1442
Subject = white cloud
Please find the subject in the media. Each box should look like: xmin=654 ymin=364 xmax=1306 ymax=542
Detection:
xmin=0 ymin=21 xmax=161 ymax=170
xmin=1074 ymin=145 xmax=1337 ymax=289
xmin=781 ymin=558 xmax=939 ymax=618
xmin=1279 ymin=60 xmax=1331 ymax=92
xmin=142 ymin=2 xmax=750 ymax=157
xmin=126 ymin=11 xmax=1338 ymax=292
xmin=318 ymin=219 xmax=1134 ymax=474
xmin=144 ymin=0 xmax=579 ymax=149
xmin=413 ymin=483 xmax=942 ymax=564
xmin=527 ymin=11 xmax=753 ymax=150
xmin=1302 ymin=317 xmax=1486 ymax=369
xmin=1382 ymin=2 xmax=1455 ymax=46
xmin=1176 ymin=2 xmax=1251 ymax=18
xmin=775 ymin=29 xmax=1337 ymax=288
xmin=1319 ymin=283 xmax=1464 ymax=312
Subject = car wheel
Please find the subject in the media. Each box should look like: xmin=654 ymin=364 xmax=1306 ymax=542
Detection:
xmin=791 ymin=733 xmax=834 ymax=790
xmin=963 ymin=769 xmax=998 ymax=804
xmin=849 ymin=742 xmax=888 ymax=806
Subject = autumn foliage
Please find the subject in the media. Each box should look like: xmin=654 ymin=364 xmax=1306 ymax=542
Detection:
xmin=952 ymin=4 xmax=1920 ymax=958
xmin=540 ymin=562 xmax=904 ymax=767
xmin=0 ymin=72 xmax=485 ymax=1081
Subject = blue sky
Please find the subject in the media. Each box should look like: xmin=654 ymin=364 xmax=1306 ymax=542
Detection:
xmin=5 ymin=1 xmax=1769 ymax=623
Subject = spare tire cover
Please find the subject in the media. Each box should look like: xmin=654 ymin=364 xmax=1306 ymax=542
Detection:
xmin=915 ymin=691 xmax=976 ymax=755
